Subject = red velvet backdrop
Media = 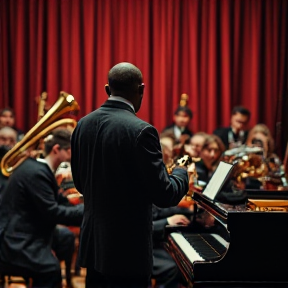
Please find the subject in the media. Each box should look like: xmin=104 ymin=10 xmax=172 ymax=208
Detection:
xmin=0 ymin=0 xmax=287 ymax=155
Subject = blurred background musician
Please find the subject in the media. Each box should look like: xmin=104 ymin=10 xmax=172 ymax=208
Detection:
xmin=0 ymin=128 xmax=84 ymax=288
xmin=243 ymin=123 xmax=283 ymax=189
xmin=220 ymin=122 xmax=287 ymax=191
xmin=195 ymin=134 xmax=226 ymax=186
xmin=0 ymin=126 xmax=18 ymax=194
xmin=161 ymin=94 xmax=193 ymax=146
xmin=213 ymin=106 xmax=251 ymax=150
xmin=0 ymin=107 xmax=25 ymax=142
xmin=245 ymin=123 xmax=281 ymax=163
xmin=185 ymin=131 xmax=209 ymax=158
xmin=0 ymin=126 xmax=18 ymax=150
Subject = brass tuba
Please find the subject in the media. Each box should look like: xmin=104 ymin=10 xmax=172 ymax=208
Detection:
xmin=1 ymin=91 xmax=80 ymax=177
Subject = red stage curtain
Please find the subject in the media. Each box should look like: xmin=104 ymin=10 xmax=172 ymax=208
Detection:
xmin=0 ymin=0 xmax=287 ymax=155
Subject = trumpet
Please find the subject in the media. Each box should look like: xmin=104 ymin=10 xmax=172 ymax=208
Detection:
xmin=1 ymin=91 xmax=80 ymax=177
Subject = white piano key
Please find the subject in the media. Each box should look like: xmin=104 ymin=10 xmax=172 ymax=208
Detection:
xmin=211 ymin=233 xmax=228 ymax=248
xmin=170 ymin=232 xmax=204 ymax=262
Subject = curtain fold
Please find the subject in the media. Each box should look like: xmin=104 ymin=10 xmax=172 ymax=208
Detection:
xmin=0 ymin=0 xmax=287 ymax=155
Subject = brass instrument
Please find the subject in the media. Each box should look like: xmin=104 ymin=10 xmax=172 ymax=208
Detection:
xmin=166 ymin=155 xmax=193 ymax=174
xmin=222 ymin=145 xmax=286 ymax=190
xmin=166 ymin=155 xmax=201 ymax=203
xmin=1 ymin=91 xmax=80 ymax=177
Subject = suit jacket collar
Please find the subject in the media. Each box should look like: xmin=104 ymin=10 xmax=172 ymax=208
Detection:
xmin=102 ymin=100 xmax=135 ymax=114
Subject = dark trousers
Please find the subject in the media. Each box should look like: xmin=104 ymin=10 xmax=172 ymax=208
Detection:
xmin=86 ymin=268 xmax=149 ymax=288
xmin=52 ymin=225 xmax=75 ymax=285
xmin=152 ymin=248 xmax=185 ymax=288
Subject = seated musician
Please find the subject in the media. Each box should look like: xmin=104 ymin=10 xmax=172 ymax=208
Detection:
xmin=0 ymin=127 xmax=18 ymax=193
xmin=245 ymin=123 xmax=281 ymax=166
xmin=185 ymin=131 xmax=208 ymax=158
xmin=0 ymin=128 xmax=83 ymax=288
xmin=213 ymin=106 xmax=251 ymax=150
xmin=152 ymin=204 xmax=193 ymax=288
xmin=195 ymin=134 xmax=226 ymax=186
xmin=243 ymin=123 xmax=283 ymax=189
xmin=0 ymin=107 xmax=25 ymax=142
xmin=161 ymin=98 xmax=193 ymax=147
xmin=152 ymin=141 xmax=195 ymax=287
xmin=0 ymin=126 xmax=18 ymax=149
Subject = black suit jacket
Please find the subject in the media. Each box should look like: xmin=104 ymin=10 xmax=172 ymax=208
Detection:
xmin=0 ymin=158 xmax=83 ymax=274
xmin=71 ymin=100 xmax=189 ymax=283
xmin=161 ymin=124 xmax=193 ymax=143
xmin=213 ymin=126 xmax=248 ymax=150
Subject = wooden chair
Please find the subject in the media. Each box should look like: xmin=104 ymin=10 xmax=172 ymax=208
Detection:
xmin=0 ymin=263 xmax=32 ymax=288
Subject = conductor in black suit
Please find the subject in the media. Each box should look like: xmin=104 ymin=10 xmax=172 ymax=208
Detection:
xmin=71 ymin=62 xmax=189 ymax=288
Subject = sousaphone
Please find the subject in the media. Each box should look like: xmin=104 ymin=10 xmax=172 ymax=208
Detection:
xmin=1 ymin=91 xmax=80 ymax=177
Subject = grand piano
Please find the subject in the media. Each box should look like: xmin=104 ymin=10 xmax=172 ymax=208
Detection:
xmin=164 ymin=161 xmax=288 ymax=287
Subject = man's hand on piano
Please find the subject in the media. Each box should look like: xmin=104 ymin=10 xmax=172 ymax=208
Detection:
xmin=167 ymin=214 xmax=191 ymax=226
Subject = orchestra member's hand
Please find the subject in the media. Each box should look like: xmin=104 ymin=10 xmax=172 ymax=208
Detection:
xmin=167 ymin=214 xmax=191 ymax=226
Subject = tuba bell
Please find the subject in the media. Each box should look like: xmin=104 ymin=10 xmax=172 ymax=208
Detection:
xmin=1 ymin=91 xmax=80 ymax=177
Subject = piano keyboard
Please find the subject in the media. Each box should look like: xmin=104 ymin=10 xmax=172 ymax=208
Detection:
xmin=170 ymin=232 xmax=228 ymax=262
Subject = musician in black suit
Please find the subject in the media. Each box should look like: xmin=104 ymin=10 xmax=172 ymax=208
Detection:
xmin=152 ymin=204 xmax=193 ymax=288
xmin=71 ymin=62 xmax=189 ymax=288
xmin=195 ymin=134 xmax=226 ymax=185
xmin=0 ymin=128 xmax=84 ymax=288
xmin=213 ymin=106 xmax=251 ymax=150
xmin=162 ymin=105 xmax=193 ymax=145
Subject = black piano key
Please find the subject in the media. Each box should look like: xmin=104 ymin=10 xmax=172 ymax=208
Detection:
xmin=183 ymin=233 xmax=226 ymax=260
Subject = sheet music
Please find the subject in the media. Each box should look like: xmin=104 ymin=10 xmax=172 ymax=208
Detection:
xmin=202 ymin=161 xmax=234 ymax=200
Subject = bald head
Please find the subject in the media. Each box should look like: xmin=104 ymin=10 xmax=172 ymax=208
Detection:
xmin=108 ymin=62 xmax=143 ymax=93
xmin=105 ymin=62 xmax=145 ymax=112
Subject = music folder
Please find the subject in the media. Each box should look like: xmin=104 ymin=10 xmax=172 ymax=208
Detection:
xmin=202 ymin=161 xmax=236 ymax=201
